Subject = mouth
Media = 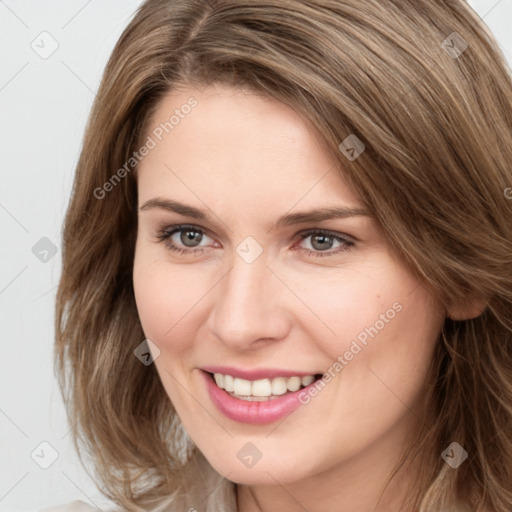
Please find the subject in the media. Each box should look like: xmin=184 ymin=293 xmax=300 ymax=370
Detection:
xmin=204 ymin=370 xmax=324 ymax=402
xmin=201 ymin=368 xmax=324 ymax=424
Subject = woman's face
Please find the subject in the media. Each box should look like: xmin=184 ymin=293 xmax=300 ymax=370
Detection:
xmin=133 ymin=84 xmax=444 ymax=487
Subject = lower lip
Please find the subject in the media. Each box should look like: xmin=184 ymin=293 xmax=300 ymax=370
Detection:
xmin=201 ymin=370 xmax=317 ymax=424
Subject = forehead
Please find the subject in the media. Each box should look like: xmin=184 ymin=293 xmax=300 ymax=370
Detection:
xmin=137 ymin=84 xmax=362 ymax=213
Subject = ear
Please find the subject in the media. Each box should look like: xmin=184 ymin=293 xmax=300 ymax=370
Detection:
xmin=447 ymin=297 xmax=487 ymax=321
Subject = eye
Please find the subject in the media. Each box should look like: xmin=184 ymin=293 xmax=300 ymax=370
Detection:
xmin=155 ymin=225 xmax=355 ymax=258
xmin=295 ymin=229 xmax=354 ymax=257
xmin=156 ymin=224 xmax=215 ymax=255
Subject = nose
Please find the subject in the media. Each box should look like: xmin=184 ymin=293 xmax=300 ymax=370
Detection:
xmin=208 ymin=251 xmax=291 ymax=350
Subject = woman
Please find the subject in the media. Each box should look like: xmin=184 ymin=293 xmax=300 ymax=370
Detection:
xmin=46 ymin=0 xmax=512 ymax=510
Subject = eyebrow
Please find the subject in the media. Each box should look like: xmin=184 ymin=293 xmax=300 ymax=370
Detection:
xmin=139 ymin=198 xmax=371 ymax=229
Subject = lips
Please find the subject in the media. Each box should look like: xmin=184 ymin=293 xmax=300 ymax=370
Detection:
xmin=200 ymin=368 xmax=323 ymax=424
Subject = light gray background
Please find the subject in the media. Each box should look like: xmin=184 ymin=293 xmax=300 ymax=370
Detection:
xmin=1 ymin=1 xmax=511 ymax=511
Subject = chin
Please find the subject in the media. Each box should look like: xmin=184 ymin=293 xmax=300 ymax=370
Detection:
xmin=222 ymin=468 xmax=292 ymax=486
xmin=202 ymin=450 xmax=310 ymax=486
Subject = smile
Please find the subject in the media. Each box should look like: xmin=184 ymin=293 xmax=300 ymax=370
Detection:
xmin=212 ymin=372 xmax=319 ymax=401
xmin=201 ymin=369 xmax=323 ymax=424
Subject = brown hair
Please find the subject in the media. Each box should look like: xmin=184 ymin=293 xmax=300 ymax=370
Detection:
xmin=55 ymin=0 xmax=512 ymax=510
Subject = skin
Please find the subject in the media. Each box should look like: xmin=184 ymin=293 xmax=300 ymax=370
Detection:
xmin=132 ymin=84 xmax=467 ymax=512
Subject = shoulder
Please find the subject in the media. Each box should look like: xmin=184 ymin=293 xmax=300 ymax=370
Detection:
xmin=39 ymin=500 xmax=100 ymax=512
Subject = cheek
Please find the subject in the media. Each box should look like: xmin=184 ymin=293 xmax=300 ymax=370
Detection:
xmin=366 ymin=285 xmax=443 ymax=381
xmin=295 ymin=256 xmax=442 ymax=410
xmin=287 ymin=257 xmax=418 ymax=357
xmin=132 ymin=244 xmax=205 ymax=349
xmin=327 ymin=283 xmax=443 ymax=430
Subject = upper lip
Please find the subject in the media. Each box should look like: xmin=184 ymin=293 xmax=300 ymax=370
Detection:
xmin=201 ymin=365 xmax=321 ymax=381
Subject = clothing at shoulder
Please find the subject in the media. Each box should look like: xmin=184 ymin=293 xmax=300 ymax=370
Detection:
xmin=39 ymin=500 xmax=99 ymax=512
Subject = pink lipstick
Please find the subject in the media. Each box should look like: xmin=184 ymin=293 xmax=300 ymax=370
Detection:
xmin=201 ymin=369 xmax=322 ymax=424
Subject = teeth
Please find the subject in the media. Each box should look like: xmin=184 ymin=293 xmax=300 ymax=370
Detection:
xmin=233 ymin=377 xmax=252 ymax=396
xmin=301 ymin=375 xmax=314 ymax=386
xmin=251 ymin=379 xmax=272 ymax=397
xmin=286 ymin=376 xmax=301 ymax=392
xmin=224 ymin=374 xmax=234 ymax=392
xmin=214 ymin=373 xmax=224 ymax=388
xmin=271 ymin=377 xmax=288 ymax=396
xmin=212 ymin=372 xmax=318 ymax=398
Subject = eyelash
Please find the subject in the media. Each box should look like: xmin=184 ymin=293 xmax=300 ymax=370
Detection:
xmin=155 ymin=224 xmax=355 ymax=258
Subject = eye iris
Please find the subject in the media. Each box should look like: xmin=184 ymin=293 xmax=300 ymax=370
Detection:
xmin=311 ymin=234 xmax=333 ymax=251
xmin=180 ymin=229 xmax=202 ymax=247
